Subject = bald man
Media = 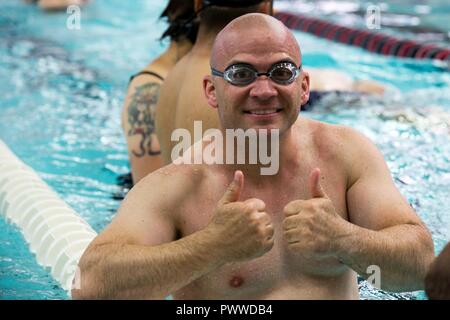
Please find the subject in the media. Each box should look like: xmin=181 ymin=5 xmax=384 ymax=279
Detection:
xmin=156 ymin=0 xmax=273 ymax=165
xmin=73 ymin=14 xmax=433 ymax=300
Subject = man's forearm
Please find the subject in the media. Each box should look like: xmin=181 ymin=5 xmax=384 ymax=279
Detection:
xmin=73 ymin=228 xmax=224 ymax=299
xmin=336 ymin=222 xmax=434 ymax=292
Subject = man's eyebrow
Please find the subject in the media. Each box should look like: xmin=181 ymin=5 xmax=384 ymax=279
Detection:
xmin=275 ymin=59 xmax=299 ymax=66
xmin=225 ymin=60 xmax=254 ymax=67
xmin=225 ymin=58 xmax=299 ymax=69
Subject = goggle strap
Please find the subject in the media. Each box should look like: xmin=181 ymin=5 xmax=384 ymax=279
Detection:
xmin=211 ymin=68 xmax=224 ymax=77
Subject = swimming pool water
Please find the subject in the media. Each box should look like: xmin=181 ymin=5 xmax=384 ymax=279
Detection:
xmin=278 ymin=0 xmax=450 ymax=47
xmin=1 ymin=0 xmax=449 ymax=300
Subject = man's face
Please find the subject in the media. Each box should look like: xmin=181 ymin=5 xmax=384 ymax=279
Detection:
xmin=207 ymin=26 xmax=309 ymax=135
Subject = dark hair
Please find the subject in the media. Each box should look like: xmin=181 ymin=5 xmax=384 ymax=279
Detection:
xmin=159 ymin=0 xmax=271 ymax=43
xmin=201 ymin=0 xmax=267 ymax=8
xmin=197 ymin=0 xmax=272 ymax=27
xmin=160 ymin=0 xmax=199 ymax=44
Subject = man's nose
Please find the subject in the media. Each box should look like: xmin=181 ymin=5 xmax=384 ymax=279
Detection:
xmin=249 ymin=76 xmax=278 ymax=100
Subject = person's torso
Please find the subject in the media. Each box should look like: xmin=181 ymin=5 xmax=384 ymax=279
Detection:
xmin=171 ymin=122 xmax=359 ymax=299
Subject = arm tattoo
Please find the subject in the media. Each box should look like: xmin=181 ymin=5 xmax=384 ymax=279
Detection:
xmin=127 ymin=82 xmax=162 ymax=157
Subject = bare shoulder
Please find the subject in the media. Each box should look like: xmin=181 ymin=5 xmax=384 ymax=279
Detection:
xmin=160 ymin=52 xmax=192 ymax=89
xmin=121 ymin=69 xmax=164 ymax=129
xmin=127 ymin=162 xmax=206 ymax=212
xmin=97 ymin=163 xmax=206 ymax=246
xmin=155 ymin=56 xmax=191 ymax=114
xmin=302 ymin=118 xmax=378 ymax=156
xmin=301 ymin=118 xmax=385 ymax=184
xmin=160 ymin=51 xmax=208 ymax=97
xmin=126 ymin=62 xmax=166 ymax=99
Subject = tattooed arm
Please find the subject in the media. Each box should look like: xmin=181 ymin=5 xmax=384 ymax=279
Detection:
xmin=121 ymin=75 xmax=164 ymax=184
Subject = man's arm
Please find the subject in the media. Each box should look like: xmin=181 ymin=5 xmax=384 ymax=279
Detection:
xmin=71 ymin=168 xmax=220 ymax=299
xmin=72 ymin=169 xmax=273 ymax=299
xmin=337 ymin=128 xmax=434 ymax=292
xmin=121 ymin=75 xmax=164 ymax=184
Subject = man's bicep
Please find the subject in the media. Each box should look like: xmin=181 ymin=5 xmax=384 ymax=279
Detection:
xmin=345 ymin=134 xmax=420 ymax=230
xmin=91 ymin=177 xmax=177 ymax=247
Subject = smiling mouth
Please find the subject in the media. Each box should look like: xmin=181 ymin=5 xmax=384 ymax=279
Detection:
xmin=244 ymin=108 xmax=283 ymax=115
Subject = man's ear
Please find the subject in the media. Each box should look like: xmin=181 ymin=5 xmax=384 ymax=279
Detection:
xmin=300 ymin=71 xmax=310 ymax=106
xmin=203 ymin=75 xmax=219 ymax=109
xmin=194 ymin=0 xmax=202 ymax=13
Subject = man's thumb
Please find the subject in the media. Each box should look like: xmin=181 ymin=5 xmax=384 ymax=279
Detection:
xmin=309 ymin=168 xmax=327 ymax=198
xmin=220 ymin=170 xmax=244 ymax=205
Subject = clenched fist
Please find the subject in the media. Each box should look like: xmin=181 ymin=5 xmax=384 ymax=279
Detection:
xmin=282 ymin=168 xmax=348 ymax=260
xmin=207 ymin=170 xmax=274 ymax=262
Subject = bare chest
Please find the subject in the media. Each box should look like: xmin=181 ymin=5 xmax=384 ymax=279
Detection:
xmin=174 ymin=169 xmax=349 ymax=299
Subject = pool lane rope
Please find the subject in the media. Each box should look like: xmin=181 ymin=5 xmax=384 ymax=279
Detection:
xmin=275 ymin=11 xmax=450 ymax=61
xmin=0 ymin=139 xmax=97 ymax=294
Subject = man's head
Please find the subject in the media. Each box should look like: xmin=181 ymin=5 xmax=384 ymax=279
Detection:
xmin=203 ymin=13 xmax=310 ymax=134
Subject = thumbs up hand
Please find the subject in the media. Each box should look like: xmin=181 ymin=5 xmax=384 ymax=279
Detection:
xmin=282 ymin=168 xmax=346 ymax=259
xmin=206 ymin=171 xmax=274 ymax=263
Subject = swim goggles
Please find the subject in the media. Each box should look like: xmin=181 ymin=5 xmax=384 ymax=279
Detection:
xmin=211 ymin=61 xmax=302 ymax=86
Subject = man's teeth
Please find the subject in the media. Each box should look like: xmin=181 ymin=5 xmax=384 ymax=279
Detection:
xmin=249 ymin=109 xmax=278 ymax=115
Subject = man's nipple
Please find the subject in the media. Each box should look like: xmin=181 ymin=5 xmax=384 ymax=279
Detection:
xmin=229 ymin=275 xmax=244 ymax=288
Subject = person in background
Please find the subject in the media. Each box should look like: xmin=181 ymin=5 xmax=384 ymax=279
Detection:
xmin=425 ymin=242 xmax=450 ymax=299
xmin=303 ymin=68 xmax=385 ymax=110
xmin=121 ymin=0 xmax=198 ymax=185
xmin=25 ymin=0 xmax=90 ymax=11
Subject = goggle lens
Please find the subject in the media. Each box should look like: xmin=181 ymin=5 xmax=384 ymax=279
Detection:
xmin=212 ymin=62 xmax=301 ymax=86
xmin=226 ymin=65 xmax=257 ymax=85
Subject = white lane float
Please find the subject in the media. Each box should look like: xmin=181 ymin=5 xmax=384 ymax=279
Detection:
xmin=0 ymin=139 xmax=97 ymax=294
